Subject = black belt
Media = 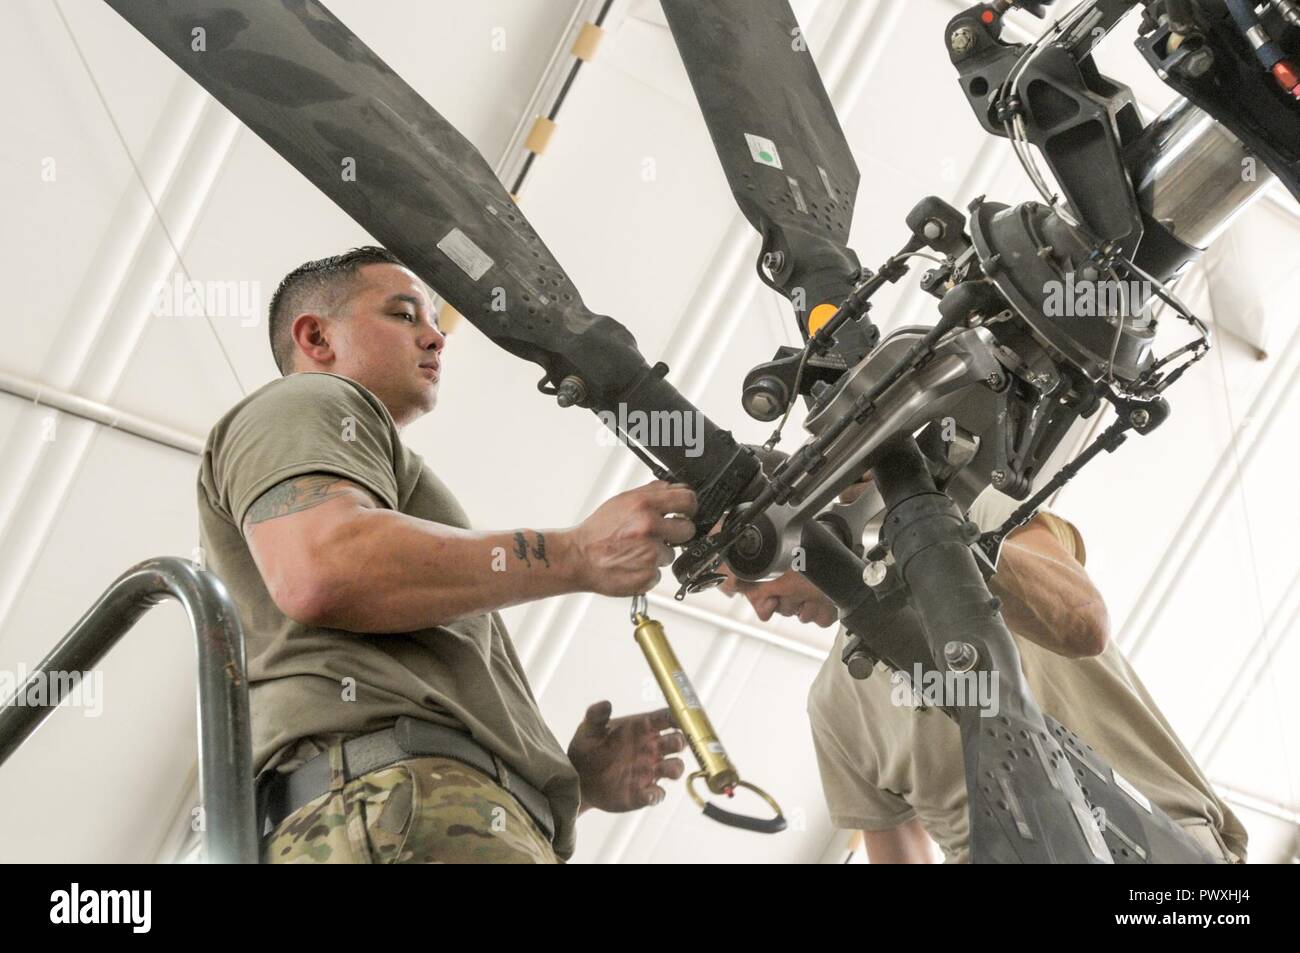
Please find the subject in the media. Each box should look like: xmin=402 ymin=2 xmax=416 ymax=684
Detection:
xmin=257 ymin=717 xmax=556 ymax=844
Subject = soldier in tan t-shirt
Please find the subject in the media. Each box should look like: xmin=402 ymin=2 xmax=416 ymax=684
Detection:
xmin=199 ymin=246 xmax=696 ymax=863
xmin=718 ymin=476 xmax=1247 ymax=864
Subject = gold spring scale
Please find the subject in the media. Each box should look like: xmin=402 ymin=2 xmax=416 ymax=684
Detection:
xmin=630 ymin=594 xmax=785 ymax=833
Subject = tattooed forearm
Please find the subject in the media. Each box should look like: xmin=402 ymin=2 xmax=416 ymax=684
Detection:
xmin=511 ymin=530 xmax=551 ymax=568
xmin=243 ymin=475 xmax=357 ymax=532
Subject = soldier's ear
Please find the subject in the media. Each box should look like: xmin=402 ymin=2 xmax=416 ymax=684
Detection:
xmin=291 ymin=312 xmax=336 ymax=367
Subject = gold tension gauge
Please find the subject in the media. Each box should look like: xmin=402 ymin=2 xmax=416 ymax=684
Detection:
xmin=630 ymin=594 xmax=785 ymax=834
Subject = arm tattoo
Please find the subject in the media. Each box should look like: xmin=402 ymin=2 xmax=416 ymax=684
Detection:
xmin=242 ymin=474 xmax=357 ymax=533
xmin=511 ymin=530 xmax=551 ymax=569
xmin=512 ymin=531 xmax=531 ymax=567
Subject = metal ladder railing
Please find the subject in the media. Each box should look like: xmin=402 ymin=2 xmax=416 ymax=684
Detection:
xmin=0 ymin=557 xmax=257 ymax=863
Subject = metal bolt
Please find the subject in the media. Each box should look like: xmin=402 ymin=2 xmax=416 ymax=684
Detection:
xmin=950 ymin=26 xmax=976 ymax=53
xmin=862 ymin=560 xmax=888 ymax=587
xmin=746 ymin=391 xmax=780 ymax=418
xmin=762 ymin=251 xmax=785 ymax=274
xmin=984 ymin=371 xmax=1004 ymax=389
xmin=923 ymin=219 xmax=944 ymax=240
xmin=1130 ymin=408 xmax=1150 ymax=429
xmin=734 ymin=526 xmax=764 ymax=559
xmin=555 ymin=375 xmax=587 ymax=408
xmin=843 ymin=635 xmax=876 ymax=680
xmin=845 ymin=650 xmax=874 ymax=680
xmin=990 ymin=468 xmax=1007 ymax=488
xmin=1180 ymin=48 xmax=1214 ymax=79
xmin=944 ymin=640 xmax=979 ymax=673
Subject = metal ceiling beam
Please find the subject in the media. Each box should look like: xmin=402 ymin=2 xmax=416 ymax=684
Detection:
xmin=0 ymin=370 xmax=204 ymax=456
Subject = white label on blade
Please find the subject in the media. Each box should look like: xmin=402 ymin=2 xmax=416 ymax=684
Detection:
xmin=817 ymin=164 xmax=836 ymax=201
xmin=997 ymin=775 xmax=1034 ymax=841
xmin=1072 ymin=802 xmax=1113 ymax=862
xmin=745 ymin=133 xmax=783 ymax=169
xmin=1112 ymin=769 xmax=1153 ymax=813
xmin=437 ymin=227 xmax=494 ymax=281
xmin=671 ymin=670 xmax=702 ymax=710
xmin=788 ymin=176 xmax=808 ymax=213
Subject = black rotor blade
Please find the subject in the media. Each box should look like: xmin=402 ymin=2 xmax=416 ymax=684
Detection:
xmin=661 ymin=0 xmax=864 ymax=339
xmin=105 ymin=0 xmax=759 ymax=511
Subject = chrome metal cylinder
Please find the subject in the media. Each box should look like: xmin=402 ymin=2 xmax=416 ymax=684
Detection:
xmin=1131 ymin=97 xmax=1276 ymax=250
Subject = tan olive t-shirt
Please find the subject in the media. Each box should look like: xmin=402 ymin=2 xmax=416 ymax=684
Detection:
xmin=197 ymin=372 xmax=581 ymax=858
xmin=807 ymin=489 xmax=1247 ymax=863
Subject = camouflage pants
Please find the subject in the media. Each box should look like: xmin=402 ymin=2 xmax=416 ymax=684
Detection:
xmin=262 ymin=740 xmax=559 ymax=864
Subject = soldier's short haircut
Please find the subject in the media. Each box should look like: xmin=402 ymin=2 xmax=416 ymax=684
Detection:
xmin=268 ymin=246 xmax=407 ymax=376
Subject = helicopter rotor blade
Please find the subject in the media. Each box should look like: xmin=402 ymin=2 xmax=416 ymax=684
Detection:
xmin=661 ymin=0 xmax=867 ymax=346
xmin=105 ymin=0 xmax=760 ymax=510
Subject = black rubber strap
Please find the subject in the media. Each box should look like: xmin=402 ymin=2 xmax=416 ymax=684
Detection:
xmin=702 ymin=803 xmax=787 ymax=834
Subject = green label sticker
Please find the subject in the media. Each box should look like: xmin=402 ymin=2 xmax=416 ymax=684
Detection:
xmin=744 ymin=133 xmax=783 ymax=169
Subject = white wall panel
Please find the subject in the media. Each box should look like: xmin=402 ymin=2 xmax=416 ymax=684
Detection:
xmin=2 ymin=0 xmax=1297 ymax=863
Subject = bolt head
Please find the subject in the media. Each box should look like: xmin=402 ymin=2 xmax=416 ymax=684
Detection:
xmin=746 ymin=391 xmax=779 ymax=418
xmin=944 ymin=640 xmax=979 ymax=673
xmin=845 ymin=651 xmax=875 ymax=680
xmin=950 ymin=26 xmax=976 ymax=53
xmin=734 ymin=526 xmax=764 ymax=559
xmin=556 ymin=376 xmax=586 ymax=408
xmin=862 ymin=560 xmax=888 ymax=587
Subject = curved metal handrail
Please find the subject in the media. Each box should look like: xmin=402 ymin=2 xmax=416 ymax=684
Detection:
xmin=0 ymin=557 xmax=257 ymax=863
